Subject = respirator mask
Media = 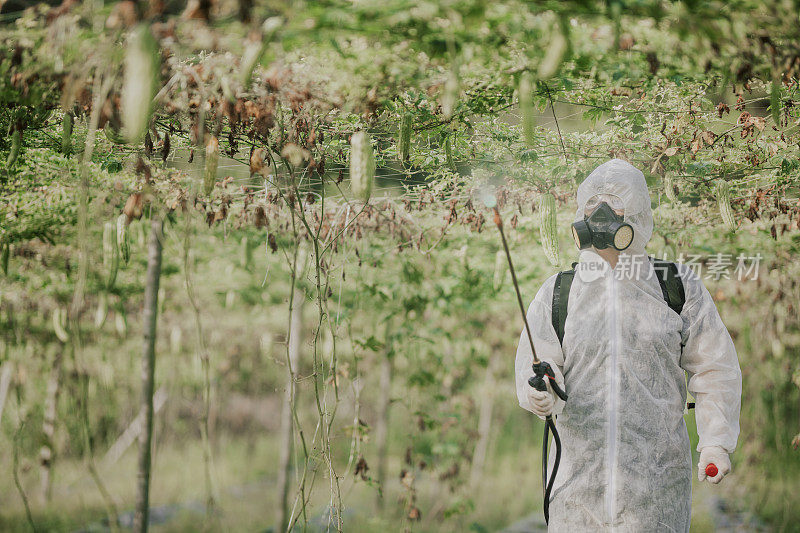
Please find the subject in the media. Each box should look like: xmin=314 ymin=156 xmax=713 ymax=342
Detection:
xmin=571 ymin=196 xmax=634 ymax=251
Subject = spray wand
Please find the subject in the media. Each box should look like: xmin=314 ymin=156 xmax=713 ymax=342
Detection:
xmin=484 ymin=195 xmax=567 ymax=524
xmin=487 ymin=202 xmax=568 ymax=402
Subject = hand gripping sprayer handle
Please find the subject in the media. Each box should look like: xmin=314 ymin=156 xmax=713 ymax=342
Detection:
xmin=528 ymin=360 xmax=568 ymax=401
xmin=705 ymin=463 xmax=718 ymax=478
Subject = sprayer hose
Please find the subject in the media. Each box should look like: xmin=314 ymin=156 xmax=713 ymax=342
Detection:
xmin=542 ymin=416 xmax=562 ymax=525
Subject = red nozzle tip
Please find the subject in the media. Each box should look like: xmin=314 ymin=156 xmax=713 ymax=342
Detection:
xmin=705 ymin=463 xmax=718 ymax=478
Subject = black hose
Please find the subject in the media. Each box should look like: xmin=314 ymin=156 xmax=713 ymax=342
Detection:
xmin=528 ymin=362 xmax=566 ymax=525
xmin=542 ymin=419 xmax=550 ymax=523
xmin=542 ymin=417 xmax=562 ymax=524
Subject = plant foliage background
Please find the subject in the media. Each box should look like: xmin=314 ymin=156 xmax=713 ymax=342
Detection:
xmin=1 ymin=0 xmax=799 ymax=531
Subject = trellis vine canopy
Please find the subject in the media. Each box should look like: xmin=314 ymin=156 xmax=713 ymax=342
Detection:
xmin=1 ymin=1 xmax=800 ymax=530
xmin=1 ymin=1 xmax=799 ymax=220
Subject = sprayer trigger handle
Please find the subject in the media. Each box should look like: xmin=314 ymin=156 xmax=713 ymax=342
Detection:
xmin=528 ymin=375 xmax=547 ymax=391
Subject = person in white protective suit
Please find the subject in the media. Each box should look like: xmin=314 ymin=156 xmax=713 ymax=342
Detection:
xmin=515 ymin=159 xmax=742 ymax=531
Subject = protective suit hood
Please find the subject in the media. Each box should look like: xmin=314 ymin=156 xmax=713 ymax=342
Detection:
xmin=574 ymin=159 xmax=653 ymax=253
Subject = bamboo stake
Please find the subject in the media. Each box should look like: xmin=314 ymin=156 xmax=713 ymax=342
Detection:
xmin=0 ymin=362 xmax=13 ymax=427
xmin=134 ymin=217 xmax=163 ymax=533
xmin=40 ymin=345 xmax=63 ymax=503
xmin=470 ymin=359 xmax=496 ymax=487
xmin=276 ymin=287 xmax=303 ymax=533
xmin=374 ymin=322 xmax=393 ymax=508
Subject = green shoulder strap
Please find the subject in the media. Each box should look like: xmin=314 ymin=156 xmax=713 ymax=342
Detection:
xmin=551 ymin=259 xmax=686 ymax=347
xmin=551 ymin=264 xmax=576 ymax=347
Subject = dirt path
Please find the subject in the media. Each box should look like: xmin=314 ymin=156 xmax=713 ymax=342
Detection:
xmin=499 ymin=513 xmax=546 ymax=532
xmin=499 ymin=492 xmax=769 ymax=533
xmin=704 ymin=495 xmax=768 ymax=532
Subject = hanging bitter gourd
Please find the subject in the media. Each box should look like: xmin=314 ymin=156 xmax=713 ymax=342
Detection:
xmin=239 ymin=40 xmax=265 ymax=89
xmin=492 ymin=250 xmax=507 ymax=292
xmin=1 ymin=243 xmax=10 ymax=275
xmin=519 ymin=72 xmax=536 ymax=147
xmin=445 ymin=134 xmax=456 ymax=172
xmin=61 ymin=111 xmax=73 ymax=156
xmin=117 ymin=214 xmax=130 ymax=264
xmin=716 ymin=180 xmax=736 ymax=232
xmin=537 ymin=18 xmax=569 ymax=80
xmin=770 ymin=72 xmax=781 ymax=126
xmin=441 ymin=70 xmax=459 ymax=119
xmin=239 ymin=17 xmax=282 ymax=88
xmin=115 ymin=304 xmax=128 ymax=338
xmin=170 ymin=326 xmax=183 ymax=354
xmin=204 ymin=135 xmax=219 ymax=196
xmin=103 ymin=221 xmax=120 ymax=289
xmin=95 ymin=292 xmax=108 ymax=329
xmin=53 ymin=307 xmax=69 ymax=343
xmin=240 ymin=235 xmax=254 ymax=270
xmin=6 ymin=125 xmax=21 ymax=168
xmin=539 ymin=193 xmax=561 ymax=267
xmin=349 ymin=131 xmax=375 ymax=202
xmin=397 ymin=112 xmax=412 ymax=162
xmin=122 ymin=24 xmax=159 ymax=143
xmin=663 ymin=171 xmax=678 ymax=202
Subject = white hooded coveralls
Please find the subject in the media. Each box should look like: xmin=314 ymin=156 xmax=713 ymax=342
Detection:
xmin=515 ymin=159 xmax=742 ymax=532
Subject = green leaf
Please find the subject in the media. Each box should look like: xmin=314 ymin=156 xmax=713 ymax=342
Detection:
xmin=355 ymin=335 xmax=384 ymax=352
xmin=520 ymin=149 xmax=539 ymax=163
